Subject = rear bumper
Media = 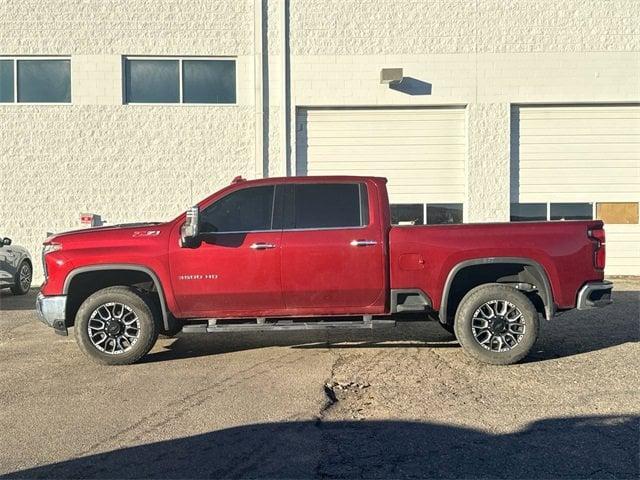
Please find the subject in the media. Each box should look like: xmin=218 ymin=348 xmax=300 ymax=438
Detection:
xmin=576 ymin=281 xmax=613 ymax=310
xmin=36 ymin=293 xmax=68 ymax=335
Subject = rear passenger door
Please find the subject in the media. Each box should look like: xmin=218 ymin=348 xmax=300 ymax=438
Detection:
xmin=280 ymin=182 xmax=386 ymax=312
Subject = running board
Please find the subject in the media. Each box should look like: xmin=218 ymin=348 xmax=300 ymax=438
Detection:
xmin=182 ymin=318 xmax=396 ymax=334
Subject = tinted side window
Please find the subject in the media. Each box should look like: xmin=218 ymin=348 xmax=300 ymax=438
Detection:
xmin=293 ymin=183 xmax=365 ymax=229
xmin=17 ymin=59 xmax=71 ymax=103
xmin=200 ymin=186 xmax=274 ymax=233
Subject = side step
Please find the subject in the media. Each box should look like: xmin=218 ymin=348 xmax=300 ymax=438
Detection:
xmin=182 ymin=317 xmax=396 ymax=334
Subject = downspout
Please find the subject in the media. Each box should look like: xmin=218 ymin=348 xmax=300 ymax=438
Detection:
xmin=281 ymin=0 xmax=291 ymax=176
xmin=254 ymin=0 xmax=266 ymax=177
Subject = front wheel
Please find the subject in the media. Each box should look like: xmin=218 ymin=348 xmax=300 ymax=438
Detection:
xmin=10 ymin=260 xmax=32 ymax=295
xmin=454 ymin=284 xmax=539 ymax=365
xmin=74 ymin=286 xmax=159 ymax=365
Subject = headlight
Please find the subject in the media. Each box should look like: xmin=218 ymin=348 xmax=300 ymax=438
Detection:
xmin=42 ymin=244 xmax=62 ymax=255
xmin=42 ymin=243 xmax=62 ymax=280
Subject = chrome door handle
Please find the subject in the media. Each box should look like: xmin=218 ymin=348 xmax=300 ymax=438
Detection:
xmin=250 ymin=242 xmax=276 ymax=250
xmin=350 ymin=239 xmax=378 ymax=247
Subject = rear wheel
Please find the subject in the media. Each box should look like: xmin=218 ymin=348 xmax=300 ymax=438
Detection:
xmin=74 ymin=286 xmax=159 ymax=365
xmin=454 ymin=284 xmax=539 ymax=365
xmin=10 ymin=260 xmax=32 ymax=295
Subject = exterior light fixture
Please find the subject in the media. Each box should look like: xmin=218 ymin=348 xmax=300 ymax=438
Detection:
xmin=380 ymin=68 xmax=404 ymax=86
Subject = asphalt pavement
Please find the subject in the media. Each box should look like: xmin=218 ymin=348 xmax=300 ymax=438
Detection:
xmin=0 ymin=280 xmax=638 ymax=478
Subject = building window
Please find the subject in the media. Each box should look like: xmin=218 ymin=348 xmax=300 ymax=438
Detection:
xmin=390 ymin=203 xmax=463 ymax=226
xmin=0 ymin=58 xmax=71 ymax=103
xmin=427 ymin=204 xmax=463 ymax=225
xmin=124 ymin=57 xmax=236 ymax=104
xmin=511 ymin=202 xmax=595 ymax=222
xmin=391 ymin=204 xmax=424 ymax=225
xmin=511 ymin=203 xmax=547 ymax=222
xmin=550 ymin=203 xmax=593 ymax=221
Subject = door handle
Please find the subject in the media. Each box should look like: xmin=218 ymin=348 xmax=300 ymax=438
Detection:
xmin=250 ymin=242 xmax=276 ymax=250
xmin=350 ymin=239 xmax=378 ymax=247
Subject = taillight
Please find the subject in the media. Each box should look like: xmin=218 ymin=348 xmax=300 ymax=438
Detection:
xmin=588 ymin=228 xmax=606 ymax=270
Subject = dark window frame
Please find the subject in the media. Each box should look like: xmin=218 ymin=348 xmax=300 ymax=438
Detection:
xmin=0 ymin=57 xmax=71 ymax=104
xmin=124 ymin=56 xmax=237 ymax=105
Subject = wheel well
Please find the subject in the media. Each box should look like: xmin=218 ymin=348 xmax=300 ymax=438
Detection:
xmin=443 ymin=262 xmax=551 ymax=323
xmin=65 ymin=269 xmax=163 ymax=327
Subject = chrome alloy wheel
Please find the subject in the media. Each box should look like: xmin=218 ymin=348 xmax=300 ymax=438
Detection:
xmin=87 ymin=302 xmax=140 ymax=355
xmin=19 ymin=263 xmax=31 ymax=291
xmin=471 ymin=300 xmax=526 ymax=352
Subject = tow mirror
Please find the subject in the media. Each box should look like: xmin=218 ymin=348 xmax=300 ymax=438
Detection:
xmin=2 ymin=237 xmax=11 ymax=246
xmin=180 ymin=206 xmax=200 ymax=248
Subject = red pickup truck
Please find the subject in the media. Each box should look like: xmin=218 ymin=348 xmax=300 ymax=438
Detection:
xmin=37 ymin=176 xmax=612 ymax=365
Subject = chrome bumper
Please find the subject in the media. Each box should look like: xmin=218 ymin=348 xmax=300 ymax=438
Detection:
xmin=577 ymin=281 xmax=613 ymax=310
xmin=36 ymin=293 xmax=68 ymax=335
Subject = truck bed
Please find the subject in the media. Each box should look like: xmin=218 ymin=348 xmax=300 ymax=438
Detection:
xmin=389 ymin=220 xmax=604 ymax=312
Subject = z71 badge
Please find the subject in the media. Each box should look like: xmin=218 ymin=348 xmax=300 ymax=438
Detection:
xmin=132 ymin=230 xmax=161 ymax=238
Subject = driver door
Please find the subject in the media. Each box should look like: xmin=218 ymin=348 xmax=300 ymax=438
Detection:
xmin=169 ymin=184 xmax=284 ymax=318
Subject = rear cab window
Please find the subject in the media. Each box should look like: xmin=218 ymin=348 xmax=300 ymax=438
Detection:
xmin=283 ymin=183 xmax=369 ymax=230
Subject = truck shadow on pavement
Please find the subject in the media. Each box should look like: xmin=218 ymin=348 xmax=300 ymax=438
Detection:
xmin=5 ymin=415 xmax=638 ymax=479
xmin=146 ymin=290 xmax=639 ymax=363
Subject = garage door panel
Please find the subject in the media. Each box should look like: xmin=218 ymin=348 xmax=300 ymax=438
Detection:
xmin=307 ymin=121 xmax=464 ymax=133
xmin=519 ymin=109 xmax=640 ymax=119
xmin=520 ymin=135 xmax=639 ymax=144
xmin=520 ymin=143 xmax=637 ymax=154
xmin=307 ymin=160 xmax=463 ymax=170
xmin=520 ymin=159 xmax=639 ymax=168
xmin=304 ymin=137 xmax=466 ymax=147
xmin=515 ymin=104 xmax=640 ymax=275
xmin=303 ymin=145 xmax=466 ymax=156
xmin=520 ymin=184 xmax=637 ymax=193
xmin=520 ymin=152 xmax=640 ymax=161
xmin=520 ymin=124 xmax=640 ymax=134
xmin=308 ymin=167 xmax=464 ymax=179
xmin=303 ymin=110 xmax=465 ymax=120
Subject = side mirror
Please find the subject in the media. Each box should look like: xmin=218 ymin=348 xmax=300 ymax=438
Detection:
xmin=180 ymin=206 xmax=200 ymax=248
xmin=2 ymin=237 xmax=11 ymax=246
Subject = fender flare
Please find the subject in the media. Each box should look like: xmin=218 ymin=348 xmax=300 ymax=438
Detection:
xmin=63 ymin=264 xmax=170 ymax=330
xmin=440 ymin=257 xmax=555 ymax=322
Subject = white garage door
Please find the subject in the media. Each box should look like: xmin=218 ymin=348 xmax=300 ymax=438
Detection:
xmin=515 ymin=105 xmax=640 ymax=275
xmin=296 ymin=107 xmax=466 ymax=225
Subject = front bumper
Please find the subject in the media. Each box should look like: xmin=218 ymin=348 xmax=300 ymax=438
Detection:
xmin=36 ymin=293 xmax=68 ymax=335
xmin=576 ymin=281 xmax=613 ymax=310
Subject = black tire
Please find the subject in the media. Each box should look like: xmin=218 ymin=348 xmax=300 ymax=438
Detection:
xmin=454 ymin=284 xmax=539 ymax=365
xmin=74 ymin=286 xmax=159 ymax=365
xmin=10 ymin=260 xmax=32 ymax=295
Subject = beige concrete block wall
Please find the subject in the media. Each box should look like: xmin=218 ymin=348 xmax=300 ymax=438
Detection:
xmin=0 ymin=0 xmax=257 ymax=283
